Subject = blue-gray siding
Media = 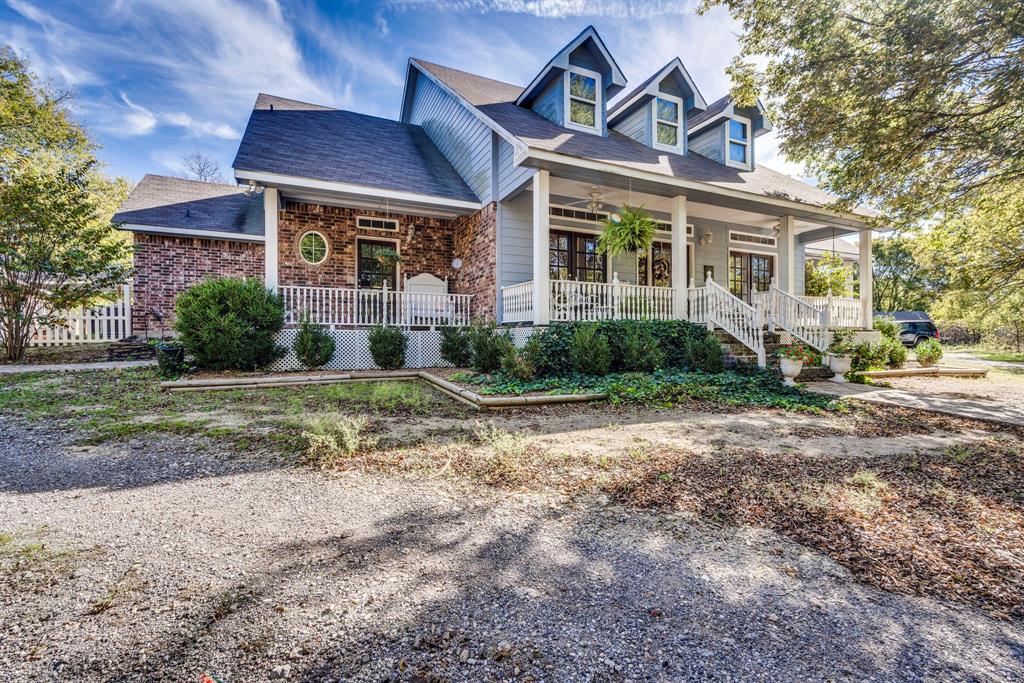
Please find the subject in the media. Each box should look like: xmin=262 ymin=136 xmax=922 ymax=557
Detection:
xmin=407 ymin=76 xmax=492 ymax=202
xmin=532 ymin=77 xmax=564 ymax=127
xmin=690 ymin=124 xmax=723 ymax=163
xmin=499 ymin=191 xmax=534 ymax=289
xmin=497 ymin=138 xmax=534 ymax=200
xmin=613 ymin=104 xmax=649 ymax=145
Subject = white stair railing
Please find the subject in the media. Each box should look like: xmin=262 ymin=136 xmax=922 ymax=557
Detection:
xmin=705 ymin=278 xmax=766 ymax=366
xmin=765 ymin=285 xmax=831 ymax=352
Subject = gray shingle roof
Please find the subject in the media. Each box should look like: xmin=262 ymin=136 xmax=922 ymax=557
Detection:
xmin=414 ymin=60 xmax=856 ymax=213
xmin=113 ymin=175 xmax=264 ymax=237
xmin=688 ymin=95 xmax=730 ymax=129
xmin=232 ymin=96 xmax=480 ymax=204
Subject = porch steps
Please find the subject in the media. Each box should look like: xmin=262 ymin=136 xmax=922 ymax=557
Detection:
xmin=713 ymin=328 xmax=834 ymax=381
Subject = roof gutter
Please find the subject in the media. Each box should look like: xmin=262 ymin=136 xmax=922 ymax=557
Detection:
xmin=521 ymin=148 xmax=873 ymax=228
xmin=117 ymin=223 xmax=266 ymax=243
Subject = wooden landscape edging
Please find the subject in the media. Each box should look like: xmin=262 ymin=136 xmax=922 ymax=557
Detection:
xmin=158 ymin=370 xmax=607 ymax=410
xmin=856 ymin=367 xmax=989 ymax=379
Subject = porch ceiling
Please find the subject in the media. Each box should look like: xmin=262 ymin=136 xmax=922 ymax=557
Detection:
xmin=547 ymin=176 xmax=859 ymax=236
xmin=527 ymin=162 xmax=870 ymax=231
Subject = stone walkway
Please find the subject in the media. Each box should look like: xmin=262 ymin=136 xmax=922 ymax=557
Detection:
xmin=0 ymin=359 xmax=155 ymax=375
xmin=806 ymin=381 xmax=1024 ymax=427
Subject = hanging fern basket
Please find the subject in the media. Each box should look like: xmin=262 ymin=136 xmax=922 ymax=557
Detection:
xmin=596 ymin=205 xmax=657 ymax=257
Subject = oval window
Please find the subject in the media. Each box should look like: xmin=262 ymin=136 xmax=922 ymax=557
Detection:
xmin=298 ymin=231 xmax=328 ymax=264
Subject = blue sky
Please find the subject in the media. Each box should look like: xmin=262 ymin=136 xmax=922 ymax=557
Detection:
xmin=0 ymin=0 xmax=802 ymax=184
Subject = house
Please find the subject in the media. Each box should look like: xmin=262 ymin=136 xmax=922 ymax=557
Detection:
xmin=115 ymin=26 xmax=876 ymax=367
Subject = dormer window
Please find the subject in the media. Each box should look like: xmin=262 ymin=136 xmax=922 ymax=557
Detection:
xmin=565 ymin=67 xmax=601 ymax=132
xmin=727 ymin=117 xmax=750 ymax=167
xmin=653 ymin=95 xmax=682 ymax=151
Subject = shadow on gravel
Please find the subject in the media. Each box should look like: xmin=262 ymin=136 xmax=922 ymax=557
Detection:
xmin=56 ymin=499 xmax=1024 ymax=682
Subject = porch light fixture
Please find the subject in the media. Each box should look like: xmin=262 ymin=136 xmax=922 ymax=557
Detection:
xmin=243 ymin=180 xmax=264 ymax=196
xmin=700 ymin=232 xmax=713 ymax=247
xmin=772 ymin=222 xmax=782 ymax=238
xmin=407 ymin=224 xmax=416 ymax=240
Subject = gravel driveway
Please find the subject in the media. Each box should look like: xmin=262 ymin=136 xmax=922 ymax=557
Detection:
xmin=2 ymin=418 xmax=1022 ymax=682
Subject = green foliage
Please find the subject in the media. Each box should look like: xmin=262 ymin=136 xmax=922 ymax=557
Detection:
xmin=701 ymin=0 xmax=1024 ymax=228
xmin=154 ymin=342 xmax=186 ymax=379
xmin=303 ymin=414 xmax=378 ymax=467
xmin=873 ymin=317 xmax=901 ymax=341
xmin=597 ymin=205 xmax=657 ymax=256
xmin=872 ymin=236 xmax=941 ymax=312
xmin=466 ymin=321 xmax=507 ymax=373
xmin=881 ymin=337 xmax=907 ymax=368
xmin=849 ymin=336 xmax=907 ymax=377
xmin=293 ymin=313 xmax=335 ymax=370
xmin=804 ymin=251 xmax=852 ymax=297
xmin=914 ymin=338 xmax=943 ymax=367
xmin=368 ymin=325 xmax=407 ymax=370
xmin=499 ymin=334 xmax=539 ymax=382
xmin=173 ymin=278 xmax=285 ymax=371
xmin=619 ymin=325 xmax=664 ymax=372
xmin=0 ymin=49 xmax=132 ymax=361
xmin=827 ymin=329 xmax=856 ymax=356
xmin=533 ymin=320 xmax=722 ymax=377
xmin=569 ymin=324 xmax=612 ymax=376
xmin=438 ymin=326 xmax=473 ymax=367
xmin=463 ymin=368 xmax=841 ymax=413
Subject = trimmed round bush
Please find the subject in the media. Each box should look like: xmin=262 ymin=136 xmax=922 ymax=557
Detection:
xmin=294 ymin=313 xmax=336 ymax=369
xmin=368 ymin=325 xmax=407 ymax=370
xmin=914 ymin=338 xmax=943 ymax=367
xmin=173 ymin=277 xmax=285 ymax=371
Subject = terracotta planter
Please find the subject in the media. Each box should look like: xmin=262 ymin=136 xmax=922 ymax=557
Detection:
xmin=828 ymin=354 xmax=852 ymax=382
xmin=779 ymin=358 xmax=803 ymax=386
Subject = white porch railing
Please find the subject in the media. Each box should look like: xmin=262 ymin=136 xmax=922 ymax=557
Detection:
xmin=27 ymin=284 xmax=132 ymax=346
xmin=687 ymin=285 xmax=709 ymax=325
xmin=798 ymin=296 xmax=863 ymax=328
xmin=501 ymin=282 xmax=533 ymax=323
xmin=762 ymin=286 xmax=831 ymax=352
xmin=550 ymin=276 xmax=674 ymax=322
xmin=705 ymin=278 xmax=765 ymax=365
xmin=280 ymin=284 xmax=473 ymax=328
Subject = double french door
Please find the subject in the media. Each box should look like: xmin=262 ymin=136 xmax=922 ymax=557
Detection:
xmin=728 ymin=250 xmax=774 ymax=303
xmin=549 ymin=230 xmax=606 ymax=282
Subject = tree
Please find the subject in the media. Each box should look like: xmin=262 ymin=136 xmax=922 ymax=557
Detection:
xmin=0 ymin=48 xmax=132 ymax=361
xmin=804 ymin=251 xmax=853 ymax=297
xmin=871 ymin=235 xmax=939 ymax=312
xmin=180 ymin=149 xmax=223 ymax=183
xmin=702 ymin=0 xmax=1024 ymax=228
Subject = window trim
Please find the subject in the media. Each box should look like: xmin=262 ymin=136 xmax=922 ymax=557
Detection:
xmin=355 ymin=236 xmax=402 ymax=290
xmin=729 ymin=229 xmax=776 ymax=250
xmin=356 ymin=216 xmax=400 ymax=232
xmin=297 ymin=230 xmax=330 ymax=266
xmin=563 ymin=66 xmax=602 ymax=134
xmin=651 ymin=92 xmax=684 ymax=152
xmin=725 ymin=115 xmax=752 ymax=169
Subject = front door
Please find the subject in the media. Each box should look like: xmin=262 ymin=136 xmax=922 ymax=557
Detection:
xmin=550 ymin=230 xmax=606 ymax=282
xmin=728 ymin=251 xmax=774 ymax=303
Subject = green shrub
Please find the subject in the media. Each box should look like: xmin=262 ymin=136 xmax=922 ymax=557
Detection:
xmin=619 ymin=325 xmax=664 ymax=372
xmin=499 ymin=334 xmax=538 ymax=382
xmin=439 ymin=326 xmax=473 ymax=367
xmin=293 ymin=313 xmax=335 ymax=369
xmin=368 ymin=325 xmax=407 ymax=370
xmin=303 ymin=414 xmax=378 ymax=467
xmin=569 ymin=324 xmax=612 ymax=376
xmin=873 ymin=317 xmax=901 ymax=340
xmin=683 ymin=331 xmax=726 ymax=373
xmin=880 ymin=336 xmax=907 ymax=368
xmin=914 ymin=338 xmax=943 ymax=367
xmin=173 ymin=277 xmax=284 ymax=371
xmin=467 ymin=322 xmax=506 ymax=373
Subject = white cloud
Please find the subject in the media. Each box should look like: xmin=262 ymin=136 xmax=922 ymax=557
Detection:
xmin=386 ymin=0 xmax=697 ymax=19
xmin=118 ymin=92 xmax=157 ymax=135
xmin=162 ymin=113 xmax=240 ymax=140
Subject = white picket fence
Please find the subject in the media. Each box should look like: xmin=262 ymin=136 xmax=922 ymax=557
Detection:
xmin=29 ymin=284 xmax=133 ymax=346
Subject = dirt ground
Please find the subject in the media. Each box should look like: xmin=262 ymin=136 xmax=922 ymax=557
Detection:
xmin=885 ymin=366 xmax=1024 ymax=404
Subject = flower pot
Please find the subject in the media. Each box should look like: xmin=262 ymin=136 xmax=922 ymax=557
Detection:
xmin=154 ymin=342 xmax=184 ymax=365
xmin=780 ymin=358 xmax=803 ymax=386
xmin=828 ymin=354 xmax=852 ymax=382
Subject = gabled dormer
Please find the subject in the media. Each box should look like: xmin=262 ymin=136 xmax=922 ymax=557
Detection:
xmin=687 ymin=96 xmax=772 ymax=170
xmin=607 ymin=58 xmax=707 ymax=156
xmin=516 ymin=26 xmax=627 ymax=137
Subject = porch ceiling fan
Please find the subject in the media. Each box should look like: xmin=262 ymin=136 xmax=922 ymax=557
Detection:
xmin=565 ymin=185 xmax=606 ymax=214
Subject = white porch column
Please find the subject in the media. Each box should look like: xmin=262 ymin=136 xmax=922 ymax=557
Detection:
xmin=532 ymin=170 xmax=551 ymax=325
xmin=263 ymin=187 xmax=279 ymax=290
xmin=777 ymin=214 xmax=796 ymax=293
xmin=859 ymin=227 xmax=873 ymax=328
xmin=670 ymin=194 xmax=688 ymax=319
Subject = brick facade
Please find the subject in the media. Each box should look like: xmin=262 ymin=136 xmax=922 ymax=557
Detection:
xmin=132 ymin=233 xmax=264 ymax=336
xmin=452 ymin=202 xmax=497 ymax=322
xmin=277 ymin=201 xmax=498 ymax=321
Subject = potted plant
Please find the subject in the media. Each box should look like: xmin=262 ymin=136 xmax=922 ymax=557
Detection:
xmin=826 ymin=329 xmax=855 ymax=382
xmin=151 ymin=338 xmax=186 ymax=378
xmin=776 ymin=342 xmax=815 ymax=386
xmin=597 ymin=205 xmax=657 ymax=257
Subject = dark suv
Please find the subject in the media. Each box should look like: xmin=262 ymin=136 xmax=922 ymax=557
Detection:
xmin=898 ymin=320 xmax=940 ymax=348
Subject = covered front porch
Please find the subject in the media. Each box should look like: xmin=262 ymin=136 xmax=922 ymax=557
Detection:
xmin=498 ymin=168 xmax=873 ymax=364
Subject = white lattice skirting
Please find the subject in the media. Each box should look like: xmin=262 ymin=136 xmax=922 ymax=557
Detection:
xmin=269 ymin=327 xmax=538 ymax=372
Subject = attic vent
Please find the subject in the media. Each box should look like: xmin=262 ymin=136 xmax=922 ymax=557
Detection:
xmin=729 ymin=230 xmax=777 ymax=248
xmin=550 ymin=205 xmax=608 ymax=222
xmin=357 ymin=216 xmax=399 ymax=231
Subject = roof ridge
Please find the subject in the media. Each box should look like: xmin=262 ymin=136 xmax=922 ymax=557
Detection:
xmin=139 ymin=173 xmax=243 ymax=190
xmin=410 ymin=58 xmax=525 ymax=91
